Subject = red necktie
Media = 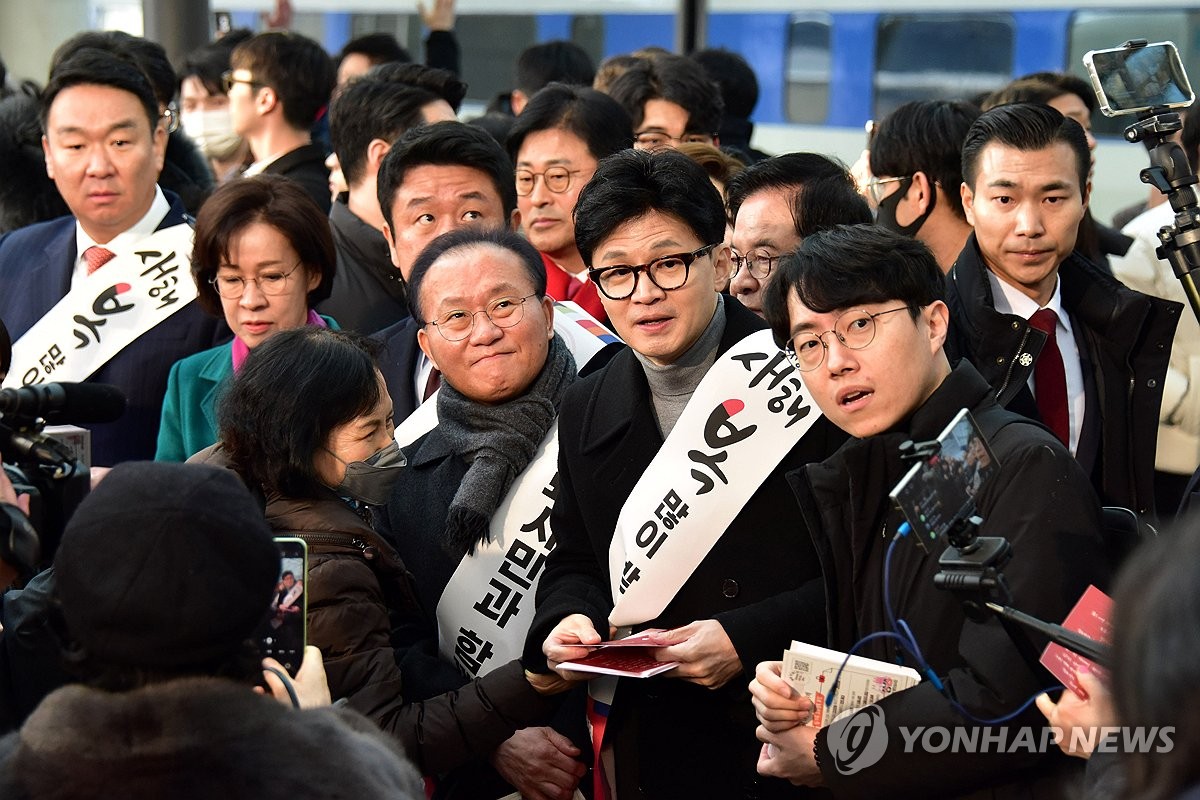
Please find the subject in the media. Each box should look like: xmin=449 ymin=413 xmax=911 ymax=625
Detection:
xmin=1028 ymin=308 xmax=1070 ymax=446
xmin=422 ymin=367 xmax=442 ymax=401
xmin=84 ymin=246 xmax=116 ymax=275
xmin=565 ymin=275 xmax=584 ymax=300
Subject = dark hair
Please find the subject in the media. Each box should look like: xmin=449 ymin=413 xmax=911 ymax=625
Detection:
xmin=690 ymin=48 xmax=758 ymax=120
xmin=1111 ymin=512 xmax=1200 ymax=800
xmin=515 ymin=40 xmax=595 ymax=96
xmin=605 ymin=54 xmax=723 ymax=136
xmin=41 ymin=47 xmax=160 ymax=133
xmin=406 ymin=227 xmax=547 ymax=322
xmin=231 ymin=32 xmax=335 ymax=131
xmin=376 ymin=121 xmax=516 ymax=231
xmin=574 ymin=148 xmax=725 ymax=266
xmin=51 ymin=31 xmax=175 ymax=109
xmin=792 ymin=172 xmax=873 ymax=235
xmin=762 ymin=225 xmax=944 ymax=349
xmin=961 ymin=103 xmax=1090 ymax=197
xmin=1021 ymin=71 xmax=1097 ymax=114
xmin=191 ymin=175 xmax=335 ymax=316
xmin=280 ymin=570 xmax=295 ymax=580
xmin=179 ymin=32 xmax=251 ymax=98
xmin=0 ymin=94 xmax=70 ymax=234
xmin=870 ymin=100 xmax=981 ymax=220
xmin=338 ymin=33 xmax=411 ymax=70
xmin=331 ymin=66 xmax=467 ymax=187
xmin=369 ymin=62 xmax=467 ymax=112
xmin=219 ymin=327 xmax=382 ymax=499
xmin=727 ymin=152 xmax=850 ymax=222
xmin=506 ymin=82 xmax=633 ymax=164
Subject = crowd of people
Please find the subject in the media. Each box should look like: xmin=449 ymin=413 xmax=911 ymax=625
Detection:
xmin=0 ymin=8 xmax=1199 ymax=800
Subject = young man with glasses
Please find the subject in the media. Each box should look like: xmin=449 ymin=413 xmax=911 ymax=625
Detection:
xmin=751 ymin=223 xmax=1108 ymax=796
xmin=524 ymin=149 xmax=845 ymax=799
xmin=508 ymin=84 xmax=633 ymax=324
xmin=603 ymin=54 xmax=723 ymax=152
xmin=726 ymin=154 xmax=871 ymax=318
xmin=867 ymin=100 xmax=979 ymax=272
xmin=227 ymin=32 xmax=335 ymax=212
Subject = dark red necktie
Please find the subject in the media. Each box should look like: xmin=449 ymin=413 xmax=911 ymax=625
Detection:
xmin=1028 ymin=308 xmax=1069 ymax=446
xmin=422 ymin=367 xmax=442 ymax=401
xmin=84 ymin=246 xmax=116 ymax=275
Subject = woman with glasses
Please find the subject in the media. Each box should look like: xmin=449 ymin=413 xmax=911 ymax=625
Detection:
xmin=506 ymin=83 xmax=633 ymax=324
xmin=155 ymin=175 xmax=337 ymax=461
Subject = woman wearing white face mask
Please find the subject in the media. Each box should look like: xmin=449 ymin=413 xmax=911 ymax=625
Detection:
xmin=179 ymin=35 xmax=252 ymax=183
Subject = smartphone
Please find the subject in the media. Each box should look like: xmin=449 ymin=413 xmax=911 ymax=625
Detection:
xmin=889 ymin=408 xmax=1000 ymax=549
xmin=1084 ymin=41 xmax=1194 ymax=117
xmin=255 ymin=537 xmax=307 ymax=675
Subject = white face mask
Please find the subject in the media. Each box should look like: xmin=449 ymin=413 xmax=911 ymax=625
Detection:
xmin=181 ymin=108 xmax=243 ymax=161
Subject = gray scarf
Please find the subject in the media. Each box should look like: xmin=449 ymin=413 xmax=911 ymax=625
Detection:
xmin=437 ymin=333 xmax=576 ymax=557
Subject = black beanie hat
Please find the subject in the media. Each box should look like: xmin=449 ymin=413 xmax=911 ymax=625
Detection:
xmin=54 ymin=461 xmax=279 ymax=668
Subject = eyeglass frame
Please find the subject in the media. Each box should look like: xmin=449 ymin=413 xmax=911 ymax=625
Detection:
xmin=587 ymin=243 xmax=718 ymax=301
xmin=514 ymin=167 xmax=586 ymax=196
xmin=784 ymin=305 xmax=911 ymax=372
xmin=209 ymin=262 xmax=306 ymax=299
xmin=422 ymin=293 xmax=540 ymax=342
xmin=221 ymin=70 xmax=264 ymax=94
xmin=729 ymin=249 xmax=784 ymax=281
xmin=865 ymin=175 xmax=912 ymax=205
xmin=632 ymin=130 xmax=718 ymax=149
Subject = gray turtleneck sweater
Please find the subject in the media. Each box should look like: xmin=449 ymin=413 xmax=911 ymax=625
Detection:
xmin=633 ymin=299 xmax=727 ymax=437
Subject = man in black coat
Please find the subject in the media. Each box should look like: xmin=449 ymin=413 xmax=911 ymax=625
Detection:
xmin=945 ymin=103 xmax=1180 ymax=520
xmin=752 ymin=224 xmax=1109 ymax=798
xmin=228 ymin=32 xmax=334 ymax=212
xmin=524 ymin=149 xmax=845 ymax=799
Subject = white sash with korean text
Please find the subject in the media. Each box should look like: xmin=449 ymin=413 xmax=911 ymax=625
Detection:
xmin=434 ymin=422 xmax=561 ymax=679
xmin=607 ymin=327 xmax=823 ymax=627
xmin=3 ymin=223 xmax=196 ymax=388
xmin=393 ymin=302 xmax=620 ymax=679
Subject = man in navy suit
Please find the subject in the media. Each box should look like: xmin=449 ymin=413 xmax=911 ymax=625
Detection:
xmin=372 ymin=122 xmax=516 ymax=423
xmin=0 ymin=48 xmax=225 ymax=465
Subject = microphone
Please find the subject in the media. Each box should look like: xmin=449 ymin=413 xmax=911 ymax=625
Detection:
xmin=0 ymin=382 xmax=127 ymax=424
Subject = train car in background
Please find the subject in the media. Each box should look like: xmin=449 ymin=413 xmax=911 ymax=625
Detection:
xmin=114 ymin=0 xmax=1200 ymax=218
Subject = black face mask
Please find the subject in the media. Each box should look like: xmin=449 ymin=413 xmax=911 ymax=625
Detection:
xmin=874 ymin=175 xmax=937 ymax=238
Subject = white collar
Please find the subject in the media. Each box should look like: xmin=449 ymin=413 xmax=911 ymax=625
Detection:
xmin=986 ymin=266 xmax=1068 ymax=324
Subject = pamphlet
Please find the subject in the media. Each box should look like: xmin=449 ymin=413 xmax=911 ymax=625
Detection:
xmin=1039 ymin=584 xmax=1112 ymax=698
xmin=559 ymin=628 xmax=679 ymax=678
xmin=781 ymin=641 xmax=921 ymax=728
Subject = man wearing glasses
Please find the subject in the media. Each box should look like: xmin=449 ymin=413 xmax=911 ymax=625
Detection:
xmin=524 ymin=149 xmax=845 ymax=799
xmin=604 ymin=54 xmax=723 ymax=152
xmin=508 ymin=83 xmax=633 ymax=325
xmin=750 ymin=223 xmax=1106 ymax=797
xmin=866 ymin=100 xmax=980 ymax=272
xmin=726 ymin=154 xmax=871 ymax=318
xmin=226 ymin=32 xmax=335 ymax=212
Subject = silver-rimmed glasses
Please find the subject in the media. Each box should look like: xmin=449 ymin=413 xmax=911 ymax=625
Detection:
xmin=424 ymin=293 xmax=539 ymax=341
xmin=785 ymin=306 xmax=910 ymax=371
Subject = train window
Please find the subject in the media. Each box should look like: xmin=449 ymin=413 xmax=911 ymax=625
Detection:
xmin=1068 ymin=10 xmax=1200 ymax=137
xmin=874 ymin=14 xmax=1014 ymax=120
xmin=785 ymin=14 xmax=832 ymax=124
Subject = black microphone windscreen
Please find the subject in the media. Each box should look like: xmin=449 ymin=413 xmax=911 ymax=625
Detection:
xmin=53 ymin=383 xmax=127 ymax=423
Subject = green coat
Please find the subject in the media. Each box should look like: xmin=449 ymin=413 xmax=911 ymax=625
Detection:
xmin=155 ymin=316 xmax=338 ymax=462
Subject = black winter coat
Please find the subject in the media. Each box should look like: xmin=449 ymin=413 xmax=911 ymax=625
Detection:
xmin=525 ymin=296 xmax=845 ymax=799
xmin=944 ymin=234 xmax=1180 ymax=519
xmin=791 ymin=362 xmax=1111 ymax=799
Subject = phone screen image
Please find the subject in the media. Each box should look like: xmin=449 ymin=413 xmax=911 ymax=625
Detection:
xmin=889 ymin=409 xmax=1000 ymax=548
xmin=255 ymin=538 xmax=307 ymax=675
xmin=1086 ymin=42 xmax=1194 ymax=115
